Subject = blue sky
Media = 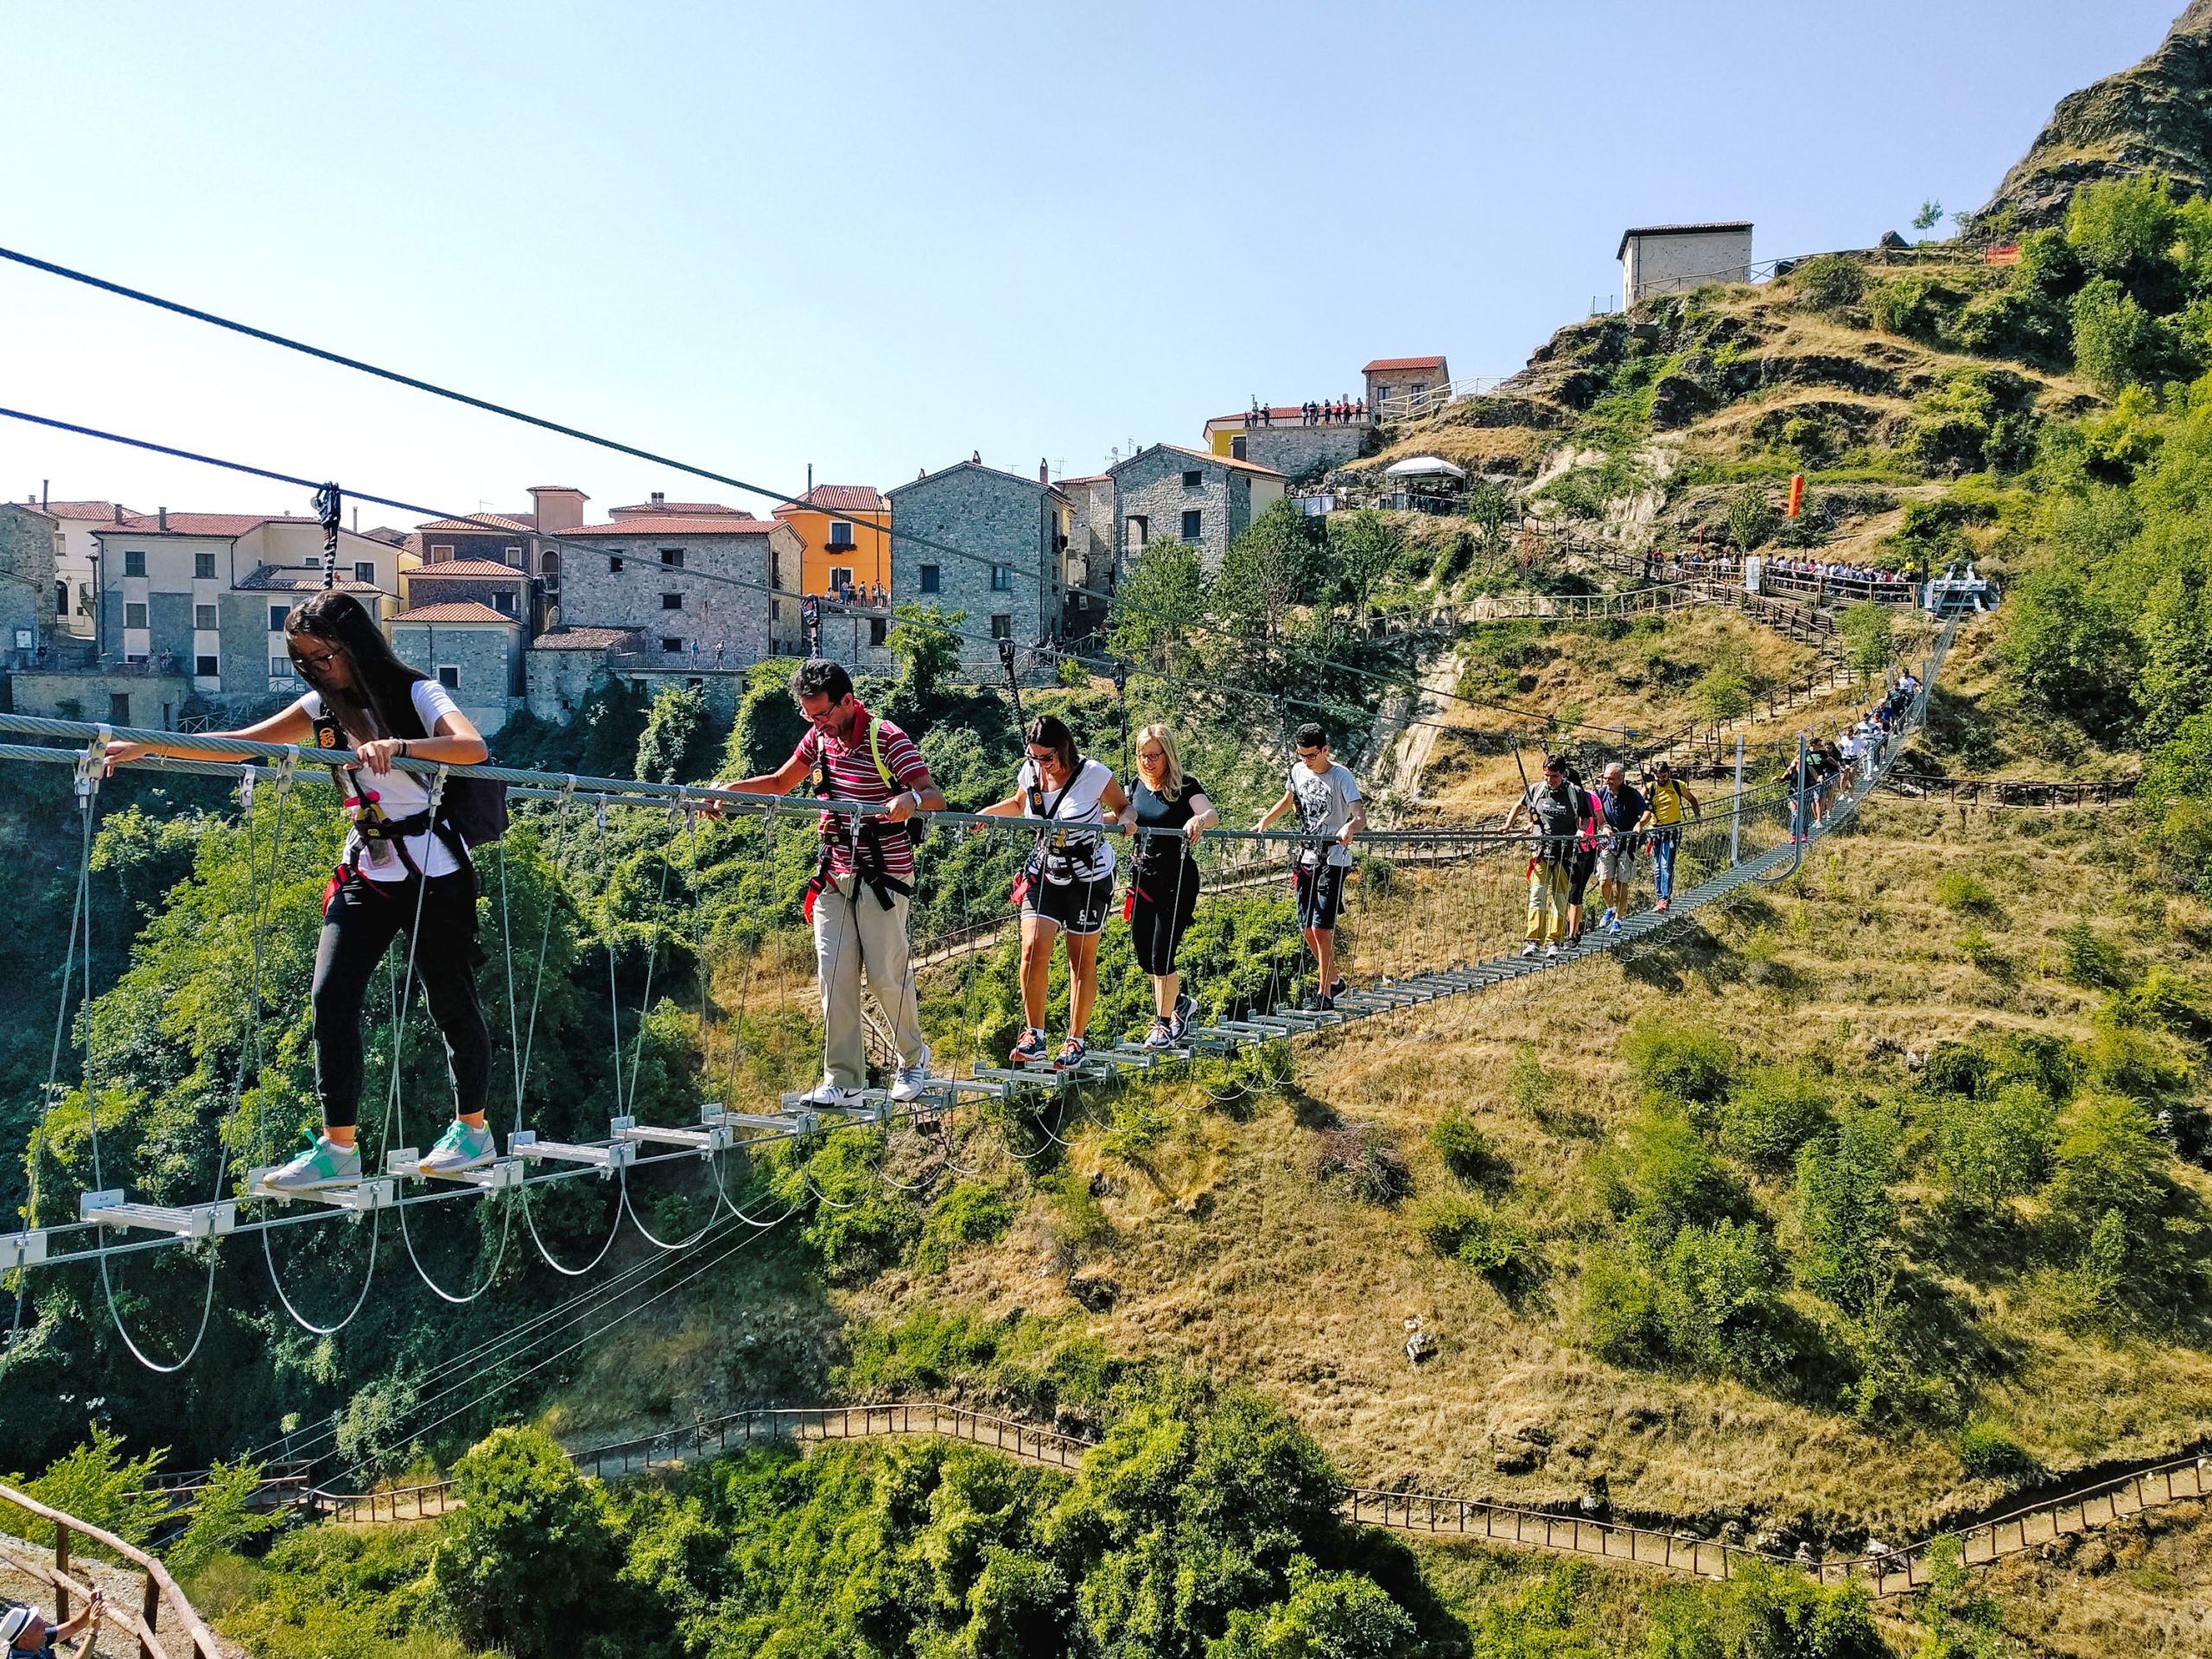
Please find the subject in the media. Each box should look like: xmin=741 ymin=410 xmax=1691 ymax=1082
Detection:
xmin=0 ymin=0 xmax=2187 ymax=527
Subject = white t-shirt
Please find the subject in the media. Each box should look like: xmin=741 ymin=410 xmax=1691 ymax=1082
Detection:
xmin=1018 ymin=755 xmax=1116 ymax=885
xmin=302 ymin=679 xmax=466 ymax=881
xmin=1287 ymin=761 xmax=1362 ymax=868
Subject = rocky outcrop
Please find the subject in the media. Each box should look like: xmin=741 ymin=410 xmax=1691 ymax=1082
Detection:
xmin=1975 ymin=3 xmax=2212 ymax=231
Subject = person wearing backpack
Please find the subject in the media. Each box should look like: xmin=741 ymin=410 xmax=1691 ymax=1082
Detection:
xmin=712 ymin=659 xmax=944 ymax=1107
xmin=105 ymin=590 xmax=499 ymax=1189
xmin=976 ymin=714 xmax=1130 ymax=1070
xmin=1562 ymin=763 xmax=1602 ymax=946
xmin=1592 ymin=761 xmax=1645 ymax=934
xmin=1507 ymin=752 xmax=1580 ymax=957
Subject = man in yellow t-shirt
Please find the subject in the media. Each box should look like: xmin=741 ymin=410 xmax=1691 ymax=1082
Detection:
xmin=1636 ymin=761 xmax=1701 ymax=914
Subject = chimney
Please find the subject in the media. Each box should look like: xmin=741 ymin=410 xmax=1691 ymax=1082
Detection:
xmin=113 ymin=503 xmax=124 ymax=524
xmin=528 ymin=486 xmax=588 ymax=535
xmin=1039 ymin=458 xmax=1050 ymax=484
xmin=651 ymin=490 xmax=664 ymax=506
xmin=157 ymin=506 xmax=168 ymax=531
xmin=970 ymin=450 xmax=981 ymax=465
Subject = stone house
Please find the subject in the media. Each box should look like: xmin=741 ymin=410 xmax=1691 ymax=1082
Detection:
xmin=524 ymin=626 xmax=641 ymax=722
xmin=23 ymin=499 xmax=133 ymax=639
xmin=1057 ymin=474 xmax=1116 ymax=639
xmin=1107 ymin=445 xmax=1287 ymax=575
xmin=226 ymin=569 xmax=389 ymax=706
xmin=888 ymin=460 xmax=1066 ymax=649
xmin=1362 ymin=356 xmax=1451 ymax=418
xmin=402 ymin=558 xmax=530 ymax=624
xmin=1618 ymin=223 xmax=1752 ymax=308
xmin=0 ymin=503 xmax=60 ymax=663
xmin=388 ymin=602 xmax=524 ymax=736
xmin=550 ymin=512 xmax=798 ymax=671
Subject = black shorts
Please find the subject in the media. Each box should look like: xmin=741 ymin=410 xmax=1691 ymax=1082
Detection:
xmin=1568 ymin=849 xmax=1598 ymax=906
xmin=1294 ymin=860 xmax=1347 ymax=931
xmin=1023 ymin=872 xmax=1111 ymax=936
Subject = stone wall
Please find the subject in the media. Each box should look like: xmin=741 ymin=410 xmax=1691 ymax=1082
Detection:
xmin=0 ymin=506 xmax=58 ymax=649
xmin=556 ymin=531 xmax=775 ymax=667
xmin=1624 ymin=230 xmax=1752 ymax=306
xmin=1237 ymin=423 xmax=1365 ymax=480
xmin=1109 ymin=449 xmax=1274 ymax=574
xmin=8 ymin=668 xmax=195 ymax=729
xmin=526 ymin=649 xmax=612 ymax=723
xmin=889 ymin=466 xmax=1062 ymax=648
xmin=391 ymin=622 xmax=518 ymax=735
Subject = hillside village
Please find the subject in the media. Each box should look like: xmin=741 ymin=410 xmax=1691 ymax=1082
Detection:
xmin=10 ymin=5 xmax=2212 ymax=1659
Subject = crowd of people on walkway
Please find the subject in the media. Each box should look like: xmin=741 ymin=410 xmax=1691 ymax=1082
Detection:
xmin=1762 ymin=555 xmax=1911 ymax=590
xmin=1246 ymin=397 xmax=1365 ymax=428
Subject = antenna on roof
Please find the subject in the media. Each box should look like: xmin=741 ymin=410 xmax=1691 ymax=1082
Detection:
xmin=807 ymin=462 xmax=813 ymax=496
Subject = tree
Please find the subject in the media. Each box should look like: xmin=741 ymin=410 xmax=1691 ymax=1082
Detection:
xmin=1913 ymin=200 xmax=1946 ymax=233
xmin=2045 ymin=1092 xmax=2166 ymax=1229
xmin=1325 ymin=510 xmax=1400 ymax=616
xmin=1215 ymin=500 xmax=1325 ymax=644
xmin=1793 ymin=1116 xmax=1897 ymax=1314
xmin=1837 ymin=602 xmax=1894 ymax=689
xmin=2072 ymin=277 xmax=2184 ymax=395
xmin=1655 ymin=1219 xmax=1792 ymax=1380
xmin=429 ymin=1426 xmax=624 ymax=1659
xmin=1725 ymin=484 xmax=1777 ymax=554
xmin=888 ymin=601 xmax=967 ymax=715
xmin=2139 ymin=712 xmax=2212 ymax=900
xmin=1109 ymin=540 xmax=1206 ymax=673
xmin=166 ymin=1459 xmax=280 ymax=1580
xmin=1210 ymin=1559 xmax=1417 ymax=1659
xmin=632 ymin=682 xmax=717 ymax=784
xmin=1933 ymin=1083 xmax=2056 ymax=1216
xmin=2000 ymin=564 xmax=2139 ymax=737
xmin=2 ymin=1423 xmax=168 ymax=1548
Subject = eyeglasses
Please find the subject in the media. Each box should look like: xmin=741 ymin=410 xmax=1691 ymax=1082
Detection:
xmin=1137 ymin=748 xmax=1166 ymax=764
xmin=1295 ymin=748 xmax=1324 ymax=760
xmin=1027 ymin=748 xmax=1058 ymax=763
xmin=292 ymin=644 xmax=341 ymax=669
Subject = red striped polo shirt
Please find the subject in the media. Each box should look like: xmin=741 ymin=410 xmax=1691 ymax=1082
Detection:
xmin=794 ymin=703 xmax=932 ymax=879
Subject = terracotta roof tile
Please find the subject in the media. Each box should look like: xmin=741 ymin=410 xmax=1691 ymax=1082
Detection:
xmin=775 ymin=484 xmax=885 ymax=514
xmin=410 ymin=558 xmax=530 ymax=578
xmin=416 ymin=514 xmax=537 ymax=536
xmin=389 ymin=601 xmax=517 ymax=625
xmin=95 ymin=512 xmax=280 ymax=537
xmin=234 ymin=568 xmax=384 ymax=593
xmin=1362 ymin=356 xmax=1448 ymax=373
xmin=531 ymin=626 xmax=641 ymax=651
xmin=34 ymin=500 xmax=135 ymax=521
xmin=609 ymin=500 xmax=750 ymax=518
xmin=558 ymin=516 xmax=779 ymax=537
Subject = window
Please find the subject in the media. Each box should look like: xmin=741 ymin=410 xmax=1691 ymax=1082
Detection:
xmin=354 ymin=561 xmax=377 ymax=586
xmin=830 ymin=567 xmax=853 ymax=593
xmin=660 ymin=636 xmax=683 ymax=654
xmin=608 ymin=555 xmax=625 ymax=573
xmin=918 ymin=564 xmax=941 ymax=594
xmin=990 ymin=614 xmax=1013 ymax=640
xmin=268 ymin=604 xmax=289 ymax=632
xmin=54 ymin=580 xmax=66 ymax=618
xmin=1230 ymin=435 xmax=1248 ymax=461
xmin=109 ymin=693 xmax=130 ymax=724
xmin=828 ymin=520 xmax=855 ymax=549
xmin=194 ymin=551 xmax=217 ymax=580
xmin=493 ymin=591 xmax=518 ymax=614
xmin=989 ymin=563 xmax=1012 ymax=592
xmin=504 ymin=544 xmax=523 ymax=565
xmin=868 ymin=618 xmax=888 ymax=647
xmin=541 ymin=551 xmax=561 ymax=590
xmin=1180 ymin=510 xmax=1203 ymax=543
xmin=429 ymin=543 xmax=454 ymax=560
xmin=124 ymin=601 xmax=149 ymax=629
xmin=661 ymin=592 xmax=683 ymax=610
xmin=659 ymin=547 xmax=684 ymax=569
xmin=1125 ymin=515 xmax=1148 ymax=548
xmin=1181 ymin=469 xmax=1203 ymax=487
xmin=124 ymin=550 xmax=146 ymax=577
xmin=194 ymin=604 xmax=218 ymax=631
xmin=270 ymin=655 xmax=295 ymax=679
xmin=436 ymin=664 xmax=461 ymax=690
xmin=194 ymin=654 xmax=219 ymax=677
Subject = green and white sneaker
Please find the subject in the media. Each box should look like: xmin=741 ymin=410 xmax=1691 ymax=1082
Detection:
xmin=419 ymin=1119 xmax=497 ymax=1175
xmin=264 ymin=1133 xmax=362 ymax=1192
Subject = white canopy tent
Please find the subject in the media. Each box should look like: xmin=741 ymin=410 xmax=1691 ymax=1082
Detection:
xmin=1382 ymin=455 xmax=1467 ymax=480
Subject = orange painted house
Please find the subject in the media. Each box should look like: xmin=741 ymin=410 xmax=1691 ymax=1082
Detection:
xmin=772 ymin=484 xmax=891 ymax=600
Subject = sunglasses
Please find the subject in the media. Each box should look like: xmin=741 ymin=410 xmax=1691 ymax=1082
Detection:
xmin=1027 ymin=748 xmax=1058 ymax=763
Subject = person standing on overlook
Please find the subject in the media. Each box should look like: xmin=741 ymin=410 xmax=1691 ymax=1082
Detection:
xmin=1255 ymin=723 xmax=1365 ymax=1011
xmin=104 ymin=591 xmax=496 ymax=1191
xmin=711 ymin=659 xmax=944 ymax=1108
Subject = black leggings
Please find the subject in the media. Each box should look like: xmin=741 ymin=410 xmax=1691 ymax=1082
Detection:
xmin=1128 ymin=859 xmax=1200 ymax=976
xmin=311 ymin=868 xmax=490 ymax=1129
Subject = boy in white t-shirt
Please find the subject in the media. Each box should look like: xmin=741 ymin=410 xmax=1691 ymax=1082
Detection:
xmin=1255 ymin=722 xmax=1366 ymax=1011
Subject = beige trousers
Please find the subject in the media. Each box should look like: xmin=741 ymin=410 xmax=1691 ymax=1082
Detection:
xmin=813 ymin=874 xmax=926 ymax=1090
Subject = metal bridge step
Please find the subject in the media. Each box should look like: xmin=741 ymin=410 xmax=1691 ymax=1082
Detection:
xmin=382 ymin=1150 xmax=525 ymax=1189
xmin=77 ymin=1191 xmax=237 ymax=1239
xmin=507 ymin=1130 xmax=638 ymax=1172
xmin=245 ymin=1168 xmax=397 ymax=1212
xmin=610 ymin=1115 xmax=733 ymax=1154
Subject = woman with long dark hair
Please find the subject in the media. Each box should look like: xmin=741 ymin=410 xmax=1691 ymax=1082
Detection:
xmin=105 ymin=590 xmax=495 ymax=1191
xmin=976 ymin=714 xmax=1129 ymax=1070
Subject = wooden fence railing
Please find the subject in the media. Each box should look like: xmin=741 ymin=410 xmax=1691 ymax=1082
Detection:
xmin=1883 ymin=769 xmax=2139 ymax=809
xmin=0 ymin=1481 xmax=221 ymax=1659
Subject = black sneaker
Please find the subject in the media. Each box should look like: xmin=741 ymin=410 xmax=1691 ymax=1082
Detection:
xmin=1009 ymin=1027 xmax=1048 ymax=1065
xmin=1328 ymin=977 xmax=1346 ymax=998
xmin=1305 ymin=994 xmax=1337 ymax=1014
xmin=1173 ymin=991 xmax=1196 ymax=1037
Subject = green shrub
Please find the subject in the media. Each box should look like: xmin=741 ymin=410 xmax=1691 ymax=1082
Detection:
xmin=2116 ymin=964 xmax=2212 ymax=1041
xmin=1655 ymin=1219 xmax=1795 ymax=1381
xmin=2084 ymin=1019 xmax=2193 ymax=1098
xmin=2000 ymin=565 xmax=2140 ymax=738
xmin=1934 ymin=1083 xmax=2056 ymax=1214
xmin=429 ymin=1427 xmax=624 ymax=1659
xmin=773 ymin=1130 xmax=923 ymax=1282
xmin=1871 ymin=273 xmax=1968 ymax=343
xmin=1427 ymin=1112 xmax=1496 ymax=1183
xmin=2065 ymin=1206 xmax=2134 ymax=1332
xmin=2046 ymin=1093 xmax=2167 ymax=1227
xmin=913 ymin=1181 xmax=1015 ymax=1273
xmin=1581 ymin=1258 xmax=1669 ymax=1369
xmin=2073 ymin=277 xmax=2188 ymax=395
xmin=1920 ymin=1041 xmax=1988 ymax=1097
xmin=2060 ymin=918 xmax=2135 ymax=991
xmin=1956 ymin=930 xmax=2012 ymax=977
xmin=1648 ymin=1559 xmax=1886 ymax=1659
xmin=1609 ymin=1111 xmax=1747 ymax=1256
xmin=1211 ymin=1559 xmax=1417 ymax=1659
xmin=1621 ymin=1019 xmax=1737 ymax=1107
xmin=1 ymin=1422 xmax=168 ymax=1548
xmin=1932 ymin=870 xmax=1996 ymax=913
xmin=1507 ymin=1040 xmax=1552 ymax=1116
xmin=1955 ymin=1418 xmax=2035 ymax=1481
xmin=1719 ymin=1064 xmax=1834 ymax=1173
xmin=2140 ymin=714 xmax=2212 ymax=902
xmin=1793 ymin=1114 xmax=1899 ymax=1315
xmin=1792 ymin=253 xmax=1867 ymax=313
xmin=1100 ymin=1093 xmax=1172 ymax=1160
xmin=167 ymin=1460 xmax=281 ymax=1580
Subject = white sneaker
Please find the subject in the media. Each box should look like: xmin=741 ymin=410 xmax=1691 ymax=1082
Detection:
xmin=1543 ymin=943 xmax=1559 ymax=958
xmin=802 ymin=1080 xmax=863 ymax=1108
xmin=263 ymin=1134 xmax=361 ymax=1192
xmin=419 ymin=1119 xmax=497 ymax=1175
xmin=888 ymin=1048 xmax=931 ymax=1103
xmin=1520 ymin=942 xmax=1538 ymax=958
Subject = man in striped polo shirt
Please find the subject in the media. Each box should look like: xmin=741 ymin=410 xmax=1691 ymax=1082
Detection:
xmin=715 ymin=660 xmax=945 ymax=1106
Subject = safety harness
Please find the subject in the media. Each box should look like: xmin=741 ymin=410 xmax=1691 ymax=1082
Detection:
xmin=804 ymin=714 xmax=916 ymax=920
xmin=315 ymin=712 xmax=472 ymax=897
